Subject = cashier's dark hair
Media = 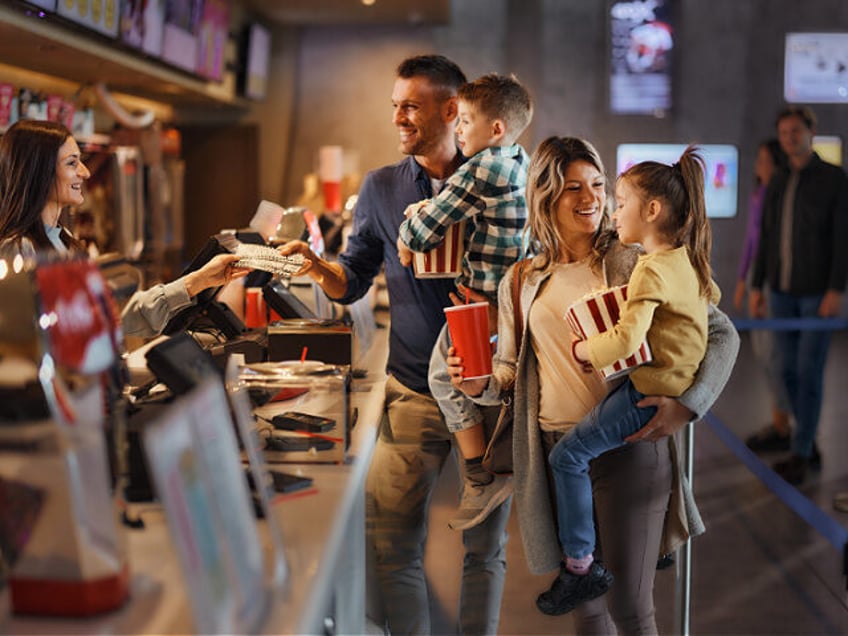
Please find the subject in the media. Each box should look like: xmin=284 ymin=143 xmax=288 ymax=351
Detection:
xmin=0 ymin=119 xmax=83 ymax=252
xmin=397 ymin=55 xmax=467 ymax=100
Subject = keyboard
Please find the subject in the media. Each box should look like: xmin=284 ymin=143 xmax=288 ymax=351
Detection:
xmin=235 ymin=244 xmax=306 ymax=277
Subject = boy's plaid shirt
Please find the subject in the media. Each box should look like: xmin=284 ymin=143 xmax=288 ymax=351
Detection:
xmin=399 ymin=144 xmax=529 ymax=296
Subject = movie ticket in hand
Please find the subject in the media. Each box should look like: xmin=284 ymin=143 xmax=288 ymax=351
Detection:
xmin=235 ymin=244 xmax=306 ymax=277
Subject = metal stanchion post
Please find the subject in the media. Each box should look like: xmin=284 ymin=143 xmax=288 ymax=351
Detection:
xmin=673 ymin=421 xmax=694 ymax=636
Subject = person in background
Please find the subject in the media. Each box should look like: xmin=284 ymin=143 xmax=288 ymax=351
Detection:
xmin=735 ymin=139 xmax=795 ymax=454
xmin=0 ymin=119 xmax=248 ymax=339
xmin=750 ymin=106 xmax=848 ymax=485
xmin=445 ymin=137 xmax=739 ymax=633
xmin=396 ymin=72 xmax=533 ymax=531
xmin=279 ymin=55 xmax=511 ymax=635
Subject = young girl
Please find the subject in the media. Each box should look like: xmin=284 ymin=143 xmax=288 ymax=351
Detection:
xmin=538 ymin=145 xmax=721 ymax=615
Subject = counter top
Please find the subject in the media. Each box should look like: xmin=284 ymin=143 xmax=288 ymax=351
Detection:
xmin=2 ymin=320 xmax=389 ymax=635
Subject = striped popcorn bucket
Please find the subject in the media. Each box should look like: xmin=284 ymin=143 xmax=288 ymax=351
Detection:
xmin=412 ymin=220 xmax=467 ymax=279
xmin=564 ymin=284 xmax=652 ymax=381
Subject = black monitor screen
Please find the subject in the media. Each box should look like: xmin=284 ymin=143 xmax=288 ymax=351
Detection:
xmin=263 ymin=279 xmax=316 ymax=320
xmin=145 ymin=332 xmax=221 ymax=395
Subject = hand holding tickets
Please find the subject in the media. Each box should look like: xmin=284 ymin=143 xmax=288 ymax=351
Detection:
xmin=235 ymin=244 xmax=306 ymax=277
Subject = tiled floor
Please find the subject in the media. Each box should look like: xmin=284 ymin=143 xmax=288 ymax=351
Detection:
xmin=421 ymin=331 xmax=848 ymax=635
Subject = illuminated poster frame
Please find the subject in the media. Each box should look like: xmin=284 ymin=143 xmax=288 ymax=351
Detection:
xmin=609 ymin=0 xmax=674 ymax=116
xmin=785 ymin=33 xmax=848 ymax=104
xmin=616 ymin=143 xmax=740 ymax=218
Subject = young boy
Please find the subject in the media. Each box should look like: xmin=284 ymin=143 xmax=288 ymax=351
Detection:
xmin=396 ymin=73 xmax=533 ymax=530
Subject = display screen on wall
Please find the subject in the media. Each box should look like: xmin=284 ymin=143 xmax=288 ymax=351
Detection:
xmin=196 ymin=0 xmax=230 ymax=81
xmin=161 ymin=0 xmax=204 ymax=73
xmin=120 ymin=0 xmax=166 ymax=57
xmin=609 ymin=0 xmax=674 ymax=116
xmin=241 ymin=23 xmax=271 ymax=100
xmin=57 ymin=0 xmax=120 ymax=37
xmin=784 ymin=33 xmax=848 ymax=104
xmin=616 ymin=144 xmax=739 ymax=218
xmin=813 ymin=135 xmax=843 ymax=166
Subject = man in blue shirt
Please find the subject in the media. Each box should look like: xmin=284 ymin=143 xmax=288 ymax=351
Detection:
xmin=281 ymin=55 xmax=510 ymax=635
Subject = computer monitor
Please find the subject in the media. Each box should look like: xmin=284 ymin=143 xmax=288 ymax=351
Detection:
xmin=262 ymin=279 xmax=317 ymax=321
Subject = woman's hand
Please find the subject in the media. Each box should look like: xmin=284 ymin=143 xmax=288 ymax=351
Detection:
xmin=184 ymin=253 xmax=249 ymax=297
xmin=446 ymin=346 xmax=489 ymax=397
xmin=451 ymin=285 xmax=499 ymax=337
xmin=625 ymin=396 xmax=695 ymax=442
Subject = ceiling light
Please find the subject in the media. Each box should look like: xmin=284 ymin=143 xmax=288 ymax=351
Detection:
xmin=362 ymin=0 xmax=376 ymax=6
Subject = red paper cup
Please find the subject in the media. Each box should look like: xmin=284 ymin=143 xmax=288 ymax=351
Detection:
xmin=322 ymin=180 xmax=342 ymax=212
xmin=413 ymin=220 xmax=466 ymax=279
xmin=444 ymin=302 xmax=492 ymax=379
xmin=564 ymin=284 xmax=652 ymax=380
xmin=245 ymin=287 xmax=267 ymax=328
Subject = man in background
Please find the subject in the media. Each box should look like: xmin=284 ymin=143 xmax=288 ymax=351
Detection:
xmin=750 ymin=105 xmax=848 ymax=485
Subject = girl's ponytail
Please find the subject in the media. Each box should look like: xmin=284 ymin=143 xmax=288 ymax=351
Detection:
xmin=676 ymin=146 xmax=713 ymax=297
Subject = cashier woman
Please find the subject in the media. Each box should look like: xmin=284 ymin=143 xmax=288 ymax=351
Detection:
xmin=0 ymin=119 xmax=249 ymax=338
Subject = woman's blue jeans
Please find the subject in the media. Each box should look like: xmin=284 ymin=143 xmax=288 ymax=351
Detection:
xmin=548 ymin=379 xmax=656 ymax=559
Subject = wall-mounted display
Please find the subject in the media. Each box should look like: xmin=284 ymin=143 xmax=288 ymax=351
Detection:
xmin=56 ymin=0 xmax=120 ymax=37
xmin=616 ymin=143 xmax=739 ymax=218
xmin=196 ymin=0 xmax=230 ymax=80
xmin=785 ymin=33 xmax=848 ymax=104
xmin=120 ymin=0 xmax=166 ymax=57
xmin=240 ymin=22 xmax=271 ymax=100
xmin=161 ymin=0 xmax=204 ymax=73
xmin=26 ymin=0 xmax=56 ymax=10
xmin=609 ymin=0 xmax=673 ymax=116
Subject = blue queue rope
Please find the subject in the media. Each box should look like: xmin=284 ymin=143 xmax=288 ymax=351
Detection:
xmin=704 ymin=413 xmax=848 ymax=589
xmin=732 ymin=317 xmax=848 ymax=332
xmin=719 ymin=314 xmax=848 ymax=589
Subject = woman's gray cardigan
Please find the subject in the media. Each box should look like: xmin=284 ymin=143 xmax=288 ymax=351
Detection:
xmin=477 ymin=242 xmax=740 ymax=575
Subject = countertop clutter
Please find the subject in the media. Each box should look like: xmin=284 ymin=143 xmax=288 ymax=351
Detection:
xmin=0 ymin=292 xmax=389 ymax=634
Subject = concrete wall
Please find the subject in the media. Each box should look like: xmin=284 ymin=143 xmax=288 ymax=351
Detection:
xmin=277 ymin=0 xmax=848 ymax=307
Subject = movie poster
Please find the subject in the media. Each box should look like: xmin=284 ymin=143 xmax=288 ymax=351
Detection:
xmin=609 ymin=0 xmax=673 ymax=115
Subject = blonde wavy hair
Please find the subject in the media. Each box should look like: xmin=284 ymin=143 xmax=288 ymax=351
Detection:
xmin=525 ymin=136 xmax=615 ymax=273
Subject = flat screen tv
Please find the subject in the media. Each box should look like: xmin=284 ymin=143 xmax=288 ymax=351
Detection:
xmin=785 ymin=33 xmax=848 ymax=104
xmin=616 ymin=143 xmax=739 ymax=218
xmin=609 ymin=0 xmax=674 ymax=116
xmin=239 ymin=22 xmax=271 ymax=101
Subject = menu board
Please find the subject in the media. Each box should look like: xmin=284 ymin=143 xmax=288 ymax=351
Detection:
xmin=161 ymin=0 xmax=204 ymax=73
xmin=196 ymin=0 xmax=230 ymax=80
xmin=120 ymin=0 xmax=166 ymax=57
xmin=57 ymin=0 xmax=120 ymax=37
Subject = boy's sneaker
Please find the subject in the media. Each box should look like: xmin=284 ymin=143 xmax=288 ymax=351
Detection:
xmin=448 ymin=474 xmax=513 ymax=531
xmin=536 ymin=561 xmax=614 ymax=616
